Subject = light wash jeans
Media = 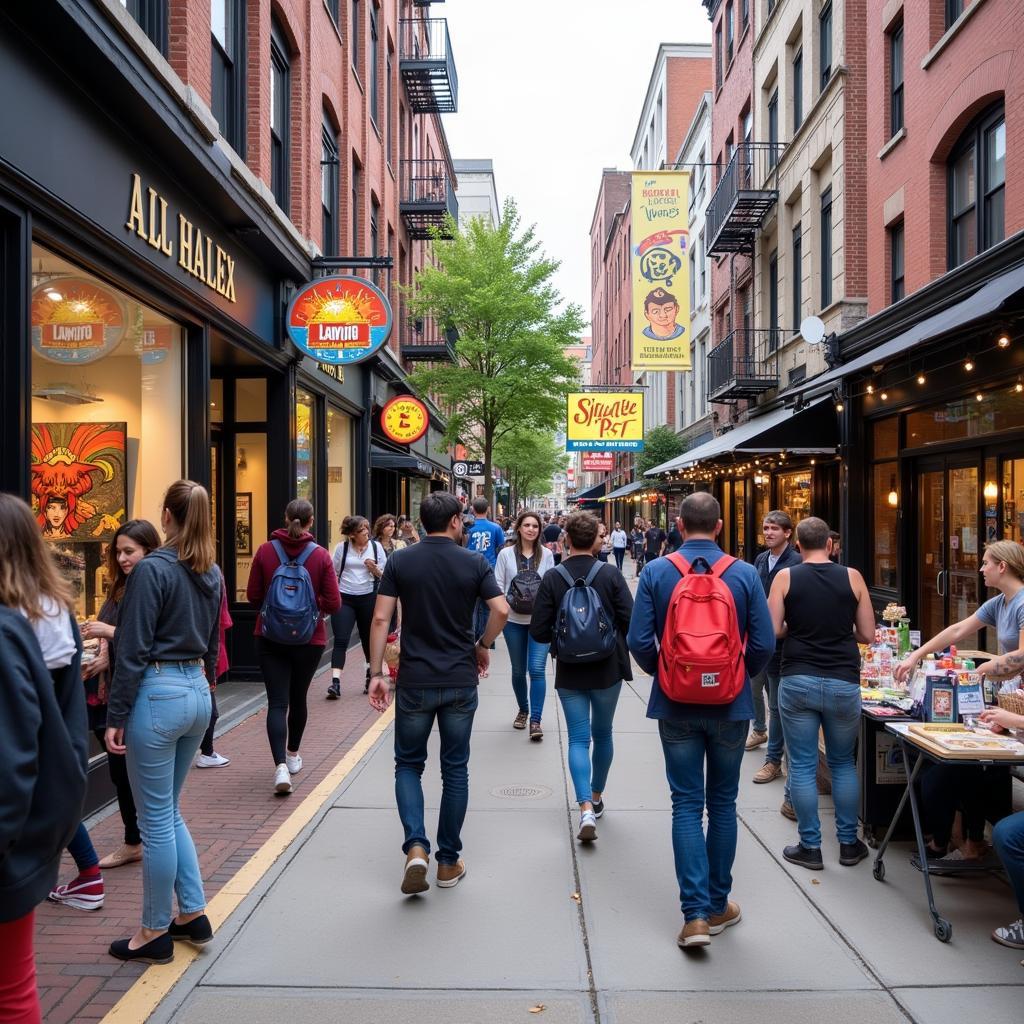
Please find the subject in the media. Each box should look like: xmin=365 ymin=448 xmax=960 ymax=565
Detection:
xmin=126 ymin=662 xmax=211 ymax=930
xmin=779 ymin=674 xmax=861 ymax=849
xmin=557 ymin=684 xmax=622 ymax=805
xmin=503 ymin=622 xmax=549 ymax=723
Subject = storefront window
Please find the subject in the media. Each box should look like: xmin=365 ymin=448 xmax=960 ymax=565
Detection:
xmin=873 ymin=415 xmax=898 ymax=458
xmin=753 ymin=475 xmax=771 ymax=549
xmin=236 ymin=377 xmax=266 ymax=421
xmin=234 ymin=431 xmax=267 ymax=601
xmin=30 ymin=242 xmax=183 ymax=620
xmin=777 ymin=470 xmax=812 ymax=524
xmin=296 ymin=389 xmax=315 ymax=502
xmin=733 ymin=478 xmax=747 ymax=561
xmin=326 ymin=405 xmax=353 ymax=550
xmin=210 ymin=378 xmax=224 ymax=423
xmin=1002 ymin=458 xmax=1024 ymax=544
xmin=906 ymin=393 xmax=1024 ymax=447
xmin=872 ymin=461 xmax=898 ymax=589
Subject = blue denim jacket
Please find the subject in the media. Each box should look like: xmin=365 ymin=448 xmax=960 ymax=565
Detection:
xmin=627 ymin=539 xmax=776 ymax=722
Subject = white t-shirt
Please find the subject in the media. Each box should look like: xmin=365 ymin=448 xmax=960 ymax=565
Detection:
xmin=332 ymin=539 xmax=387 ymax=596
xmin=611 ymin=529 xmax=628 ymax=549
xmin=495 ymin=545 xmax=555 ymax=626
xmin=21 ymin=595 xmax=77 ymax=670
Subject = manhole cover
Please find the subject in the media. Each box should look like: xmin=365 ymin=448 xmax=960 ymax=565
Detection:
xmin=490 ymin=784 xmax=552 ymax=801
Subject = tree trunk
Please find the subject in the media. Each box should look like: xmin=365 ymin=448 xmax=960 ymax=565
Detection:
xmin=483 ymin=432 xmax=493 ymax=505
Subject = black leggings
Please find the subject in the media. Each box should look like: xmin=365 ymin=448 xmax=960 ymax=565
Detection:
xmin=94 ymin=727 xmax=140 ymax=847
xmin=330 ymin=592 xmax=376 ymax=672
xmin=613 ymin=548 xmax=625 ymax=570
xmin=918 ymin=762 xmax=1012 ymax=847
xmin=200 ymin=689 xmax=220 ymax=757
xmin=257 ymin=638 xmax=324 ymax=765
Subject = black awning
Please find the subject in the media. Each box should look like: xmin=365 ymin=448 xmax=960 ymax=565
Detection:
xmin=569 ymin=481 xmax=607 ymax=503
xmin=601 ymin=480 xmax=645 ymax=501
xmin=371 ymin=445 xmax=434 ymax=477
xmin=735 ymin=395 xmax=839 ymax=453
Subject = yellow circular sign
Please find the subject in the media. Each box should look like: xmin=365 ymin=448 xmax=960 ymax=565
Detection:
xmin=381 ymin=396 xmax=429 ymax=445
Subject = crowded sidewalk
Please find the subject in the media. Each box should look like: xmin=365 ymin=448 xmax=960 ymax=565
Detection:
xmin=130 ymin=627 xmax=1023 ymax=1024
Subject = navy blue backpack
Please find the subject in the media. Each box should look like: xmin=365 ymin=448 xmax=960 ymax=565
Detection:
xmin=259 ymin=540 xmax=320 ymax=645
xmin=552 ymin=561 xmax=617 ymax=664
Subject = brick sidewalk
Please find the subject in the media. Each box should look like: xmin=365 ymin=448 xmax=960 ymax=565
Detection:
xmin=34 ymin=660 xmax=381 ymax=1024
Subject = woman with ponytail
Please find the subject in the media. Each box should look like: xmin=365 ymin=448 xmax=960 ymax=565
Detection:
xmin=247 ymin=500 xmax=340 ymax=794
xmin=105 ymin=481 xmax=222 ymax=964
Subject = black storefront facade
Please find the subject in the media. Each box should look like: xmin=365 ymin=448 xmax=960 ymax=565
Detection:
xmin=0 ymin=7 xmax=446 ymax=812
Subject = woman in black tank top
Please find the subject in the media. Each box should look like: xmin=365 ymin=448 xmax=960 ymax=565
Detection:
xmin=767 ymin=518 xmax=875 ymax=872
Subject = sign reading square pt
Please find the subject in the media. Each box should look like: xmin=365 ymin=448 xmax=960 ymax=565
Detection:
xmin=566 ymin=392 xmax=644 ymax=452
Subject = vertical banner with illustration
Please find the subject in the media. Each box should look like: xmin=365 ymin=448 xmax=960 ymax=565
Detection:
xmin=630 ymin=172 xmax=691 ymax=372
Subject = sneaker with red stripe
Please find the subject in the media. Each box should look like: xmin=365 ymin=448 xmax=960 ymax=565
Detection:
xmin=48 ymin=873 xmax=104 ymax=911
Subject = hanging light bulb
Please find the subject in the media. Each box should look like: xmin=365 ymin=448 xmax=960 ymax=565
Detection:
xmin=866 ymin=383 xmax=875 ymax=395
xmin=880 ymin=391 xmax=889 ymax=401
xmin=984 ymin=480 xmax=999 ymax=500
xmin=1016 ymin=377 xmax=1023 ymax=394
xmin=835 ymin=400 xmax=844 ymax=412
xmin=964 ymin=356 xmax=975 ymax=371
xmin=997 ymin=333 xmax=1011 ymax=348
xmin=916 ymin=372 xmax=926 ymax=385
xmin=976 ymin=392 xmax=984 ymax=402
xmin=887 ymin=474 xmax=898 ymax=508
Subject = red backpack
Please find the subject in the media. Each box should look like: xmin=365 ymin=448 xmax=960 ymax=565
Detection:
xmin=657 ymin=552 xmax=746 ymax=705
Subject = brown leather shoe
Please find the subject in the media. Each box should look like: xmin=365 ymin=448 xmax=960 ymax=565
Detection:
xmin=401 ymin=846 xmax=429 ymax=895
xmin=513 ymin=710 xmax=528 ymax=730
xmin=98 ymin=844 xmax=143 ymax=869
xmin=708 ymin=900 xmax=742 ymax=935
xmin=780 ymin=800 xmax=797 ymax=821
xmin=436 ymin=859 xmax=467 ymax=888
xmin=753 ymin=761 xmax=783 ymax=784
xmin=745 ymin=730 xmax=768 ymax=751
xmin=529 ymin=721 xmax=543 ymax=741
xmin=677 ymin=918 xmax=711 ymax=948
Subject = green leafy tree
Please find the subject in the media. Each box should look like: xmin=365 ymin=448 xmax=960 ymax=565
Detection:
xmin=405 ymin=199 xmax=584 ymax=502
xmin=494 ymin=428 xmax=568 ymax=512
xmin=634 ymin=424 xmax=685 ymax=480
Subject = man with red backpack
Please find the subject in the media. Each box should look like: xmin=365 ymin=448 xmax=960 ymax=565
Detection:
xmin=627 ymin=492 xmax=775 ymax=949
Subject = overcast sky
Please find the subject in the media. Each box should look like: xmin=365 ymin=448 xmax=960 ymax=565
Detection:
xmin=440 ymin=0 xmax=712 ymax=329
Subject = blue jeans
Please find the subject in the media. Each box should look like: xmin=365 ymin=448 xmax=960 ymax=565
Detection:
xmin=67 ymin=822 xmax=99 ymax=873
xmin=126 ymin=662 xmax=211 ymax=930
xmin=779 ymin=674 xmax=860 ymax=849
xmin=474 ymin=600 xmax=493 ymax=649
xmin=503 ymin=622 xmax=549 ymax=723
xmin=752 ymin=668 xmax=786 ymax=768
xmin=394 ymin=686 xmax=478 ymax=865
xmin=993 ymin=811 xmax=1024 ymax=916
xmin=659 ymin=718 xmax=747 ymax=921
xmin=613 ymin=547 xmax=625 ymax=570
xmin=558 ymin=684 xmax=622 ymax=805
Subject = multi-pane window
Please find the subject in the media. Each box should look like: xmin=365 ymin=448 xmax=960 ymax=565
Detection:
xmin=211 ymin=0 xmax=245 ymax=155
xmin=768 ymin=88 xmax=779 ymax=165
xmin=792 ymin=222 xmax=803 ymax=328
xmin=820 ymin=186 xmax=833 ymax=308
xmin=270 ymin=21 xmax=290 ymax=211
xmin=890 ymin=23 xmax=904 ymax=136
xmin=369 ymin=3 xmax=380 ymax=127
xmin=948 ymin=104 xmax=1005 ymax=269
xmin=122 ymin=0 xmax=168 ymax=55
xmin=386 ymin=51 xmax=394 ymax=166
xmin=726 ymin=1 xmax=734 ymax=64
xmin=945 ymin=0 xmax=963 ymax=30
xmin=351 ymin=0 xmax=360 ymax=70
xmin=768 ymin=249 xmax=779 ymax=350
xmin=819 ymin=2 xmax=832 ymax=91
xmin=793 ymin=49 xmax=803 ymax=131
xmin=370 ymin=198 xmax=379 ymax=284
xmin=322 ymin=117 xmax=339 ymax=258
xmin=351 ymin=161 xmax=361 ymax=254
xmin=715 ymin=23 xmax=723 ymax=91
xmin=890 ymin=221 xmax=905 ymax=302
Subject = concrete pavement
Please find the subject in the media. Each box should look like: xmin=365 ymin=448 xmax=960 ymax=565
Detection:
xmin=147 ymin=638 xmax=1023 ymax=1024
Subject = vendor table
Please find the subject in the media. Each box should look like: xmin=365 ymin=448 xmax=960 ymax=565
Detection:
xmin=872 ymin=722 xmax=1024 ymax=943
xmin=858 ymin=708 xmax=914 ymax=843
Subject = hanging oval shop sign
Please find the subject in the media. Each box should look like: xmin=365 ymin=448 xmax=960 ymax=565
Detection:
xmin=31 ymin=277 xmax=126 ymax=365
xmin=380 ymin=396 xmax=430 ymax=445
xmin=286 ymin=275 xmax=393 ymax=365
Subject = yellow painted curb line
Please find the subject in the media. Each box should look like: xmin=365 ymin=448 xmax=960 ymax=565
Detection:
xmin=99 ymin=705 xmax=394 ymax=1024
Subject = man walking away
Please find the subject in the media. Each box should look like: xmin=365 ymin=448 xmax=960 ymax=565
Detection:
xmin=644 ymin=519 xmax=667 ymax=564
xmin=466 ymin=498 xmax=506 ymax=643
xmin=768 ymin=517 xmax=875 ymax=872
xmin=748 ymin=512 xmax=802 ymax=810
xmin=628 ymin=493 xmax=775 ymax=948
xmin=367 ymin=493 xmax=509 ymax=895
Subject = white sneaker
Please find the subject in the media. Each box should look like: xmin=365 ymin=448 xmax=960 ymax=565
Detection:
xmin=274 ymin=763 xmax=292 ymax=794
xmin=286 ymin=752 xmax=303 ymax=774
xmin=195 ymin=752 xmax=230 ymax=768
xmin=577 ymin=810 xmax=597 ymax=842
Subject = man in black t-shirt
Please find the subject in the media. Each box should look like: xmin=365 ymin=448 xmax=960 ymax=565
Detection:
xmin=644 ymin=522 xmax=667 ymax=562
xmin=368 ymin=492 xmax=509 ymax=896
xmin=542 ymin=516 xmax=564 ymax=565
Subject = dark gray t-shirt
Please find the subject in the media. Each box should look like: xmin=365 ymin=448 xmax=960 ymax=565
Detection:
xmin=378 ymin=536 xmax=501 ymax=688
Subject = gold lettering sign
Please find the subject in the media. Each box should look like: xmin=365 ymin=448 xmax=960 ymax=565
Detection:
xmin=126 ymin=173 xmax=236 ymax=303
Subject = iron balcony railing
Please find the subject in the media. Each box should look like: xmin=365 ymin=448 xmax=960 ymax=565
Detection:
xmin=706 ymin=328 xmax=781 ymax=402
xmin=706 ymin=143 xmax=787 ymax=257
xmin=399 ymin=18 xmax=458 ymax=113
xmin=400 ymin=316 xmax=458 ymax=362
xmin=399 ymin=159 xmax=458 ymax=239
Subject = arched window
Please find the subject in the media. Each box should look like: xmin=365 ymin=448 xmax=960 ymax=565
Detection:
xmin=948 ymin=102 xmax=1005 ymax=270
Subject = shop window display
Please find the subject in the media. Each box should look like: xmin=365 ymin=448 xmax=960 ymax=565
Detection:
xmin=777 ymin=469 xmax=812 ymax=524
xmin=234 ymin=430 xmax=267 ymax=601
xmin=326 ymin=405 xmax=353 ymax=550
xmin=906 ymin=393 xmax=1024 ymax=447
xmin=872 ymin=461 xmax=898 ymax=589
xmin=30 ymin=242 xmax=183 ymax=619
xmin=296 ymin=389 xmax=315 ymax=502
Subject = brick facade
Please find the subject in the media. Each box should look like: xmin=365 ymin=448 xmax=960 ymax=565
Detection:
xmin=865 ymin=0 xmax=1024 ymax=313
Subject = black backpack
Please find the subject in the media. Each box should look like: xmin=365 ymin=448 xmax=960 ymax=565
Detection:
xmin=506 ymin=554 xmax=543 ymax=615
xmin=551 ymin=562 xmax=617 ymax=663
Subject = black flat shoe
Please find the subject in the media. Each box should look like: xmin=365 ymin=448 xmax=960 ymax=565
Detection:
xmin=783 ymin=843 xmax=824 ymax=871
xmin=168 ymin=914 xmax=214 ymax=945
xmin=109 ymin=934 xmax=174 ymax=964
xmin=839 ymin=840 xmax=869 ymax=866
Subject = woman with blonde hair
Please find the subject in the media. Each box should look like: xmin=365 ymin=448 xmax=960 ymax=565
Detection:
xmin=105 ymin=481 xmax=222 ymax=964
xmin=0 ymin=493 xmax=87 ymax=1023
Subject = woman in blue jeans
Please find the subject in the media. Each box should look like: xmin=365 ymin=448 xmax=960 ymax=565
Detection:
xmin=530 ymin=512 xmax=634 ymax=842
xmin=105 ymin=481 xmax=222 ymax=964
xmin=768 ymin=517 xmax=875 ymax=871
xmin=495 ymin=511 xmax=554 ymax=740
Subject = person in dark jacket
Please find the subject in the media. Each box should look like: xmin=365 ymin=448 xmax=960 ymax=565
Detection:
xmin=747 ymin=511 xmax=803 ymax=802
xmin=0 ymin=493 xmax=87 ymax=1024
xmin=530 ymin=512 xmax=634 ymax=845
xmin=105 ymin=481 xmax=222 ymax=964
xmin=248 ymin=499 xmax=341 ymax=794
